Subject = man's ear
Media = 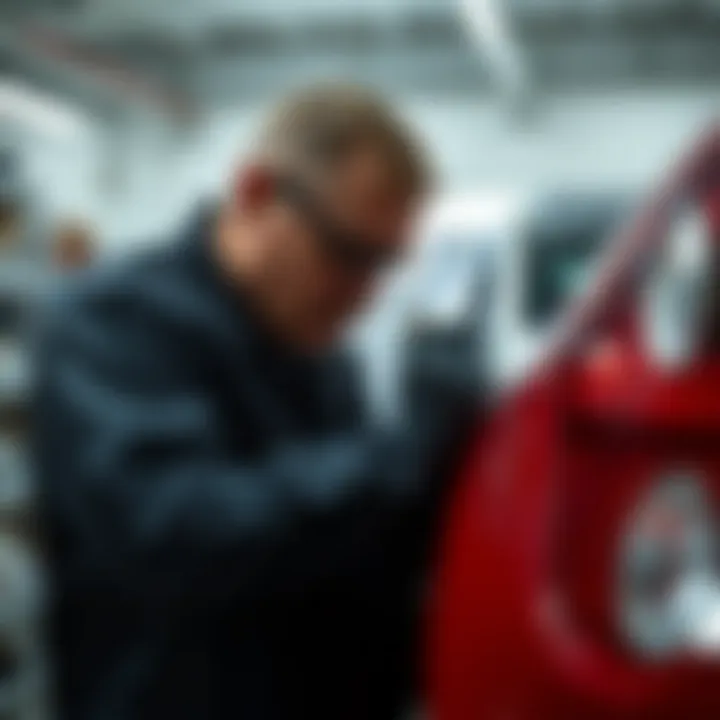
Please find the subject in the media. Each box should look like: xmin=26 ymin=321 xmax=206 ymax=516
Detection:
xmin=235 ymin=165 xmax=276 ymax=212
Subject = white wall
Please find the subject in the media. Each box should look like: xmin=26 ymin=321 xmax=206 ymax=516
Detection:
xmin=25 ymin=87 xmax=720 ymax=250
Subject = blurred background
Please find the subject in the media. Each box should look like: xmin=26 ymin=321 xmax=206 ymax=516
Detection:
xmin=1 ymin=1 xmax=720 ymax=718
xmin=4 ymin=0 xmax=720 ymax=245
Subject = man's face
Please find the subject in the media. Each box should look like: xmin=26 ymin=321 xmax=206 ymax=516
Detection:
xmin=238 ymin=148 xmax=417 ymax=351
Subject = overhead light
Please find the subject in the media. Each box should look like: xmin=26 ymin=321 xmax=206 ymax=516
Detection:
xmin=0 ymin=79 xmax=91 ymax=140
xmin=457 ymin=0 xmax=531 ymax=113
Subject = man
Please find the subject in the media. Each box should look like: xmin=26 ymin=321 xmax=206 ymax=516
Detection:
xmin=35 ymin=84 xmax=478 ymax=720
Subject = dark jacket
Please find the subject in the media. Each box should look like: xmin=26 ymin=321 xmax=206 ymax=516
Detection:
xmin=34 ymin=211 xmax=450 ymax=720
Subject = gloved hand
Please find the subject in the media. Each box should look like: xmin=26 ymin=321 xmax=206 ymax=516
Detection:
xmin=402 ymin=321 xmax=485 ymax=475
xmin=376 ymin=250 xmax=492 ymax=504
xmin=369 ymin=293 xmax=490 ymax=566
xmin=399 ymin=266 xmax=490 ymax=448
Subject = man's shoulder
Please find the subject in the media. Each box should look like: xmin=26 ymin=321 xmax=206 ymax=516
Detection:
xmin=40 ymin=239 xmax=221 ymax=372
xmin=48 ymin=242 xmax=181 ymax=331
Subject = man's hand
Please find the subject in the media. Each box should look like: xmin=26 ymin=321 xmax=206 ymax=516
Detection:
xmin=397 ymin=315 xmax=487 ymax=505
xmin=399 ymin=260 xmax=491 ymax=445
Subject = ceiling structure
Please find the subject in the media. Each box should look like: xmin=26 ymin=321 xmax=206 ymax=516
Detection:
xmin=2 ymin=0 xmax=720 ymax=121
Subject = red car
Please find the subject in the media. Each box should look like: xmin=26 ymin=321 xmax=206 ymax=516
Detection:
xmin=426 ymin=127 xmax=720 ymax=719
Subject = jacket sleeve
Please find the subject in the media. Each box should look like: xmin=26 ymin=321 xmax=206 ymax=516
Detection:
xmin=34 ymin=290 xmax=428 ymax=617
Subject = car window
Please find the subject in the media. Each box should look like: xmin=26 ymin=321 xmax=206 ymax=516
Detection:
xmin=525 ymin=237 xmax=601 ymax=325
xmin=523 ymin=198 xmax=630 ymax=326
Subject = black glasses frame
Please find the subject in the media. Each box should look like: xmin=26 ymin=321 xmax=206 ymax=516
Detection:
xmin=275 ymin=176 xmax=399 ymax=273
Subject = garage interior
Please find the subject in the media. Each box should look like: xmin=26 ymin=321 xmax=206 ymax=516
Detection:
xmin=1 ymin=1 xmax=720 ymax=718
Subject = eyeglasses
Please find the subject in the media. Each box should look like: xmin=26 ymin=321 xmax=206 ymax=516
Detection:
xmin=275 ymin=176 xmax=401 ymax=274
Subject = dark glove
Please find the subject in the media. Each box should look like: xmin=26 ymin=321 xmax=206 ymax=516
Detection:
xmin=402 ymin=293 xmax=488 ymax=433
xmin=399 ymin=241 xmax=492 ymax=434
xmin=393 ymin=320 xmax=485 ymax=515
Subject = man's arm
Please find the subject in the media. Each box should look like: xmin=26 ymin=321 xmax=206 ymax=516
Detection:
xmin=35 ymin=290 xmax=431 ymax=618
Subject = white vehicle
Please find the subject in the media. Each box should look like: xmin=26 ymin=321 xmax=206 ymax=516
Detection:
xmin=357 ymin=189 xmax=632 ymax=419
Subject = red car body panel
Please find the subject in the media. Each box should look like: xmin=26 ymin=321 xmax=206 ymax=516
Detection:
xmin=427 ymin=126 xmax=720 ymax=719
